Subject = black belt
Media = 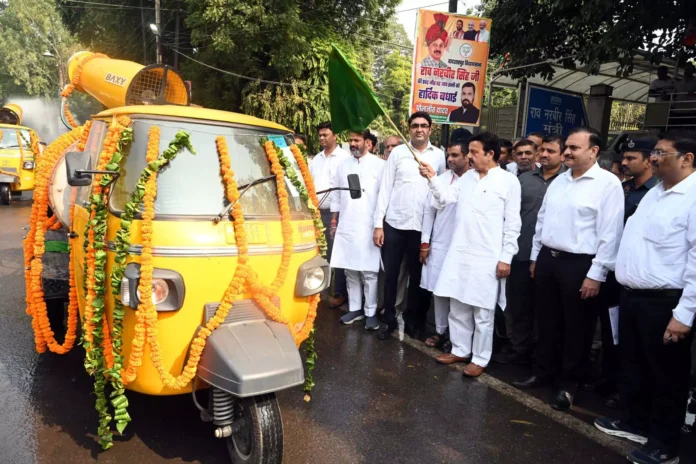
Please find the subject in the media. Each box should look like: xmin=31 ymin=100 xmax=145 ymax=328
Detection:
xmin=542 ymin=246 xmax=593 ymax=260
xmin=622 ymin=287 xmax=683 ymax=299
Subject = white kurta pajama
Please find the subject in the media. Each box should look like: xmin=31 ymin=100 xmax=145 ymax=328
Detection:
xmin=420 ymin=170 xmax=460 ymax=335
xmin=330 ymin=153 xmax=386 ymax=316
xmin=429 ymin=167 xmax=522 ymax=366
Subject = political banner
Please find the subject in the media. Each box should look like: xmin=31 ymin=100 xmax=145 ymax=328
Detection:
xmin=522 ymin=84 xmax=588 ymax=137
xmin=410 ymin=10 xmax=492 ymax=126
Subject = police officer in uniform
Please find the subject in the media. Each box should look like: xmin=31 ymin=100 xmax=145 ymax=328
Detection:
xmin=594 ymin=130 xmax=696 ymax=464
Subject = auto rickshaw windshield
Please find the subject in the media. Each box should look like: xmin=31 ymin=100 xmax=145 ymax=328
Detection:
xmin=109 ymin=118 xmax=312 ymax=219
xmin=0 ymin=129 xmax=31 ymax=150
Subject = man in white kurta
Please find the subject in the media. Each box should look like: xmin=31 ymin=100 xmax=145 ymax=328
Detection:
xmin=330 ymin=131 xmax=386 ymax=330
xmin=419 ymin=132 xmax=521 ymax=377
xmin=420 ymin=140 xmax=471 ymax=350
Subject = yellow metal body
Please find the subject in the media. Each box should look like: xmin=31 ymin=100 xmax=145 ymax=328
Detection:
xmin=70 ymin=108 xmax=316 ymax=396
xmin=0 ymin=123 xmax=36 ymax=192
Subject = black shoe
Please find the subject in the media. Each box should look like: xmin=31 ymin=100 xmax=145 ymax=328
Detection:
xmin=377 ymin=325 xmax=396 ymax=341
xmin=491 ymin=351 xmax=532 ymax=365
xmin=404 ymin=324 xmax=425 ymax=341
xmin=441 ymin=339 xmax=452 ymax=354
xmin=512 ymin=375 xmax=548 ymax=389
xmin=594 ymin=417 xmax=647 ymax=444
xmin=626 ymin=443 xmax=679 ymax=464
xmin=603 ymin=392 xmax=625 ymax=409
xmin=551 ymin=389 xmax=574 ymax=411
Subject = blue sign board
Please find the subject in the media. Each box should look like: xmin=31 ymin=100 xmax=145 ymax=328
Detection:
xmin=522 ymin=84 xmax=587 ymax=137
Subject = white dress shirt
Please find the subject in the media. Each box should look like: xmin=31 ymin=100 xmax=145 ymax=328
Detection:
xmin=616 ymin=172 xmax=696 ymax=327
xmin=530 ymin=162 xmax=624 ymax=282
xmin=374 ymin=141 xmax=446 ymax=231
xmin=428 ymin=167 xmax=521 ymax=310
xmin=309 ymin=146 xmax=350 ymax=209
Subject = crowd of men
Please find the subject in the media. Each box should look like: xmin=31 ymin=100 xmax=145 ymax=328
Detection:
xmin=303 ymin=114 xmax=695 ymax=464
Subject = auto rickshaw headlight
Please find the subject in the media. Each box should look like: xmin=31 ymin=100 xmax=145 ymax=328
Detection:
xmin=136 ymin=278 xmax=170 ymax=305
xmin=122 ymin=263 xmax=185 ymax=311
xmin=23 ymin=161 xmax=34 ymax=170
xmin=303 ymin=267 xmax=325 ymax=291
xmin=295 ymin=255 xmax=331 ymax=297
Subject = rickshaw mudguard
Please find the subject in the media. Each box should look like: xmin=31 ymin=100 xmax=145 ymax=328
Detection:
xmin=196 ymin=308 xmax=305 ymax=397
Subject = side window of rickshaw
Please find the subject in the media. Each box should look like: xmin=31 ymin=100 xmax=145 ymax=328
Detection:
xmin=109 ymin=119 xmax=311 ymax=219
xmin=75 ymin=120 xmax=109 ymax=206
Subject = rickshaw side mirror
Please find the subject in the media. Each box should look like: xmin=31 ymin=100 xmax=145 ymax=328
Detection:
xmin=65 ymin=151 xmax=92 ymax=186
xmin=347 ymin=174 xmax=362 ymax=199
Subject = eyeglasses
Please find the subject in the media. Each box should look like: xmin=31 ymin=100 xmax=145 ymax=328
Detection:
xmin=650 ymin=149 xmax=682 ymax=158
xmin=409 ymin=123 xmax=430 ymax=129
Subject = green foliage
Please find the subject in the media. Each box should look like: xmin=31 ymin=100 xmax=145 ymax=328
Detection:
xmin=484 ymin=0 xmax=696 ymax=80
xmin=0 ymin=0 xmax=79 ymax=97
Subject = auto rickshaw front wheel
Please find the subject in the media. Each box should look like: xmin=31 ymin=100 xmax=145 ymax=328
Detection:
xmin=227 ymin=393 xmax=283 ymax=464
xmin=0 ymin=184 xmax=10 ymax=205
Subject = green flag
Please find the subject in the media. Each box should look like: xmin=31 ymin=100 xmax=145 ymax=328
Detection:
xmin=328 ymin=44 xmax=386 ymax=133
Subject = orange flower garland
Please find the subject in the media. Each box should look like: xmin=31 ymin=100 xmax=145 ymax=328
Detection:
xmin=122 ymin=126 xmax=161 ymax=385
xmin=288 ymin=143 xmax=326 ymax=257
xmin=24 ymin=125 xmax=84 ymax=354
xmin=29 ymin=130 xmax=41 ymax=161
xmin=61 ymin=53 xmax=108 ymax=128
xmin=78 ymin=120 xmax=93 ymax=152
xmin=142 ymin=135 xmax=248 ymax=389
xmin=82 ymin=116 xmax=131 ymax=358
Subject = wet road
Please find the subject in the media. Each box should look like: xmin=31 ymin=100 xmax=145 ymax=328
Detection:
xmin=1 ymin=199 xmax=620 ymax=463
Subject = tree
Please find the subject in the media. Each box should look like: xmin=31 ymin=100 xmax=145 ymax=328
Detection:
xmin=483 ymin=0 xmax=696 ymax=80
xmin=0 ymin=0 xmax=79 ymax=97
xmin=182 ymin=0 xmax=400 ymax=151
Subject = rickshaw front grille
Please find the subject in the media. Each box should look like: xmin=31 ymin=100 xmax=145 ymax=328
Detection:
xmin=204 ymin=297 xmax=280 ymax=325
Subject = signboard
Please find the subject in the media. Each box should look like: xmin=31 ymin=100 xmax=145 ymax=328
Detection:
xmin=522 ymin=84 xmax=588 ymax=137
xmin=410 ymin=11 xmax=492 ymax=126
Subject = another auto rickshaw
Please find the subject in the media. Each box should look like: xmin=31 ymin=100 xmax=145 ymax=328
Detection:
xmin=23 ymin=51 xmax=352 ymax=463
xmin=0 ymin=104 xmax=41 ymax=204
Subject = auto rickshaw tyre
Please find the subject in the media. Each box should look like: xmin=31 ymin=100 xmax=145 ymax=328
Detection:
xmin=227 ymin=393 xmax=283 ymax=464
xmin=1 ymin=184 xmax=11 ymax=205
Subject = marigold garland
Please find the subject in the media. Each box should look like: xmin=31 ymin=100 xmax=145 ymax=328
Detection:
xmin=120 ymin=126 xmax=162 ymax=387
xmin=81 ymin=115 xmax=132 ymax=450
xmin=61 ymin=53 xmax=108 ymax=128
xmin=29 ymin=130 xmax=41 ymax=161
xmin=288 ymin=143 xmax=327 ymax=258
xmin=24 ymin=125 xmax=84 ymax=354
xmin=78 ymin=120 xmax=93 ymax=152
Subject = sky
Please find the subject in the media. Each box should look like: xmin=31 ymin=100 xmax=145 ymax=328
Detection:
xmin=396 ymin=0 xmax=482 ymax=43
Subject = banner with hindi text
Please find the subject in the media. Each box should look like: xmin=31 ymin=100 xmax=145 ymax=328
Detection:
xmin=409 ymin=10 xmax=492 ymax=126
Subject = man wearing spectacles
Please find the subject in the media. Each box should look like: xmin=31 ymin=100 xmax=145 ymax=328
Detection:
xmin=374 ymin=112 xmax=446 ymax=341
xmin=595 ymin=130 xmax=696 ymax=464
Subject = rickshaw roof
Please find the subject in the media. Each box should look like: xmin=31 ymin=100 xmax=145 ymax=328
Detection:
xmin=95 ymin=106 xmax=293 ymax=133
xmin=0 ymin=123 xmax=32 ymax=131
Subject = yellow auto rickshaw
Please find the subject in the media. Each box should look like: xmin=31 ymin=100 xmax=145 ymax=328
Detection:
xmin=23 ymin=51 xmax=351 ymax=462
xmin=0 ymin=104 xmax=41 ymax=204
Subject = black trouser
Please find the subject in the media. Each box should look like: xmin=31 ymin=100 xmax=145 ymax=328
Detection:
xmin=505 ymin=259 xmax=535 ymax=354
xmin=321 ymin=209 xmax=346 ymax=297
xmin=598 ymin=271 xmax=621 ymax=389
xmin=533 ymin=247 xmax=600 ymax=393
xmin=382 ymin=221 xmax=429 ymax=330
xmin=619 ymin=288 xmax=691 ymax=453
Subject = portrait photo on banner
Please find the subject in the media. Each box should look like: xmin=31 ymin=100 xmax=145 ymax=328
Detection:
xmin=409 ymin=10 xmax=492 ymax=127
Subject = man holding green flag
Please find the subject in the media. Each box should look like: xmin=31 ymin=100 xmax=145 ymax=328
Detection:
xmin=329 ymin=45 xmax=446 ymax=340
